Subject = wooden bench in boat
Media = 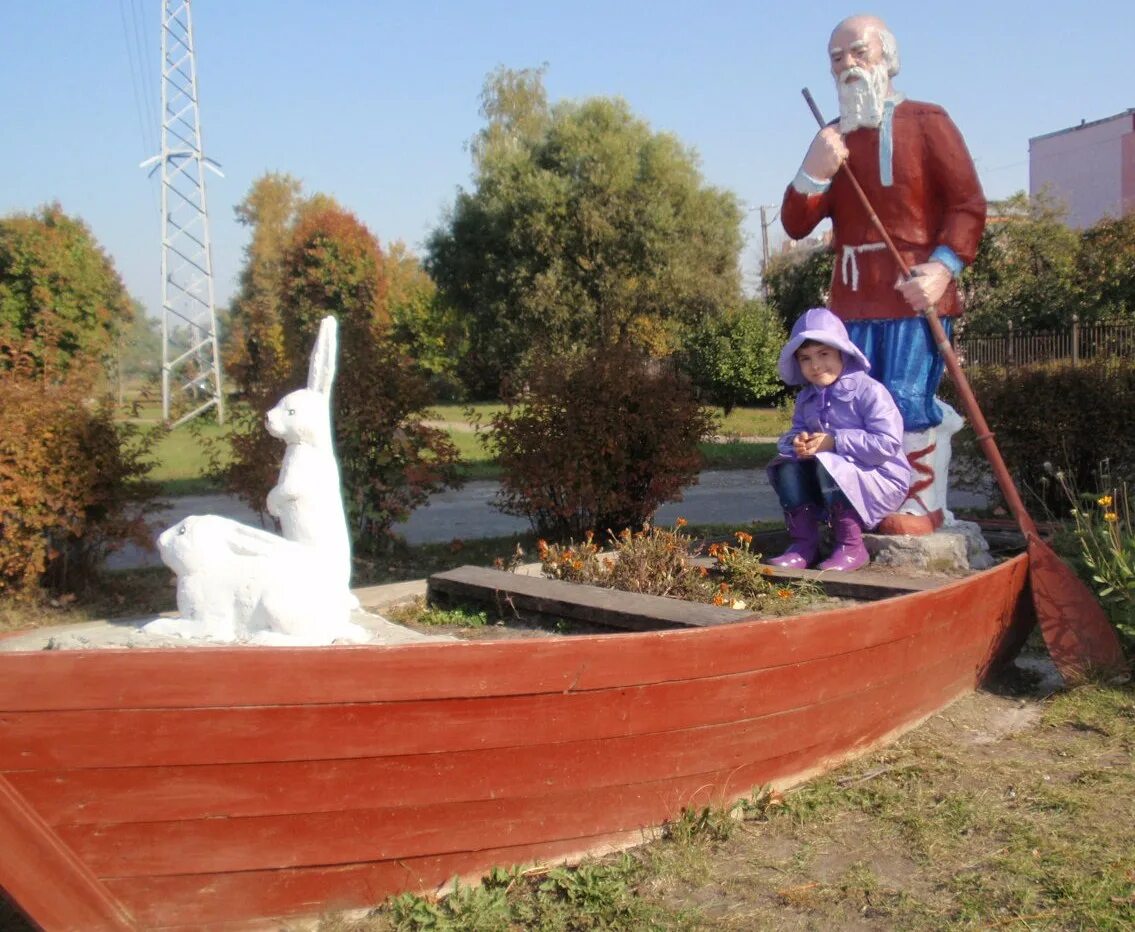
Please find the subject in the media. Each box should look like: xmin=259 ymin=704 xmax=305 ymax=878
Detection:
xmin=428 ymin=563 xmax=946 ymax=632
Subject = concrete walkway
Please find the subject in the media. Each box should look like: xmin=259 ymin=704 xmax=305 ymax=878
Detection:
xmin=108 ymin=470 xmax=988 ymax=571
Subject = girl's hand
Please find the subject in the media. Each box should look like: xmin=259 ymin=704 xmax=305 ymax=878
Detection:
xmin=809 ymin=433 xmax=835 ymax=454
xmin=795 ymin=432 xmax=834 ymax=457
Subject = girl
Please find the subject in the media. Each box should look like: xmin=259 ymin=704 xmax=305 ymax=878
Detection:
xmin=767 ymin=307 xmax=911 ymax=571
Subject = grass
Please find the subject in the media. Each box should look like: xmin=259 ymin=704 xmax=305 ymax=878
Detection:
xmin=130 ymin=405 xmax=784 ymax=492
xmin=302 ymin=674 xmax=1135 ymax=931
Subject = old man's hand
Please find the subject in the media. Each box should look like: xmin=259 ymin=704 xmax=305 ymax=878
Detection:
xmin=896 ymin=261 xmax=952 ymax=311
xmin=800 ymin=126 xmax=849 ymax=183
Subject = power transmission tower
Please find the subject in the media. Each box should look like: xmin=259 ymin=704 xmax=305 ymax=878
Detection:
xmin=141 ymin=0 xmax=224 ymax=427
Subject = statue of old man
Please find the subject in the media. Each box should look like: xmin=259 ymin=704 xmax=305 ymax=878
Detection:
xmin=781 ymin=13 xmax=987 ymax=534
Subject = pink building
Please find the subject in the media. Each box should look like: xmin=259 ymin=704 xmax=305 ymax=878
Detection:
xmin=1029 ymin=109 xmax=1135 ymax=228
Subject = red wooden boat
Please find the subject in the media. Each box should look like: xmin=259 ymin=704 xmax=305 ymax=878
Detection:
xmin=0 ymin=554 xmax=1033 ymax=930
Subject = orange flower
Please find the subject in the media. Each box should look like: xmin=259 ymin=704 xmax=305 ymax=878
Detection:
xmin=734 ymin=531 xmax=753 ymax=545
xmin=712 ymin=594 xmax=726 ymax=606
xmin=776 ymin=588 xmax=793 ymax=599
xmin=675 ymin=517 xmax=688 ymax=527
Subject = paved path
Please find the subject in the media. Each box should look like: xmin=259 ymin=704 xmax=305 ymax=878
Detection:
xmin=108 ymin=471 xmax=987 ymax=570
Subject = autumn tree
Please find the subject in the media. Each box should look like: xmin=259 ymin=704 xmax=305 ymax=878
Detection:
xmin=222 ymin=203 xmax=460 ymax=551
xmin=224 ymin=173 xmax=343 ymax=396
xmin=0 ymin=206 xmax=155 ymax=594
xmin=0 ymin=203 xmax=134 ymax=375
xmin=426 ymin=66 xmax=744 ymax=396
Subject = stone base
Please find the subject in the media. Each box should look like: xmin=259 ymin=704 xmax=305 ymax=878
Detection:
xmin=863 ymin=520 xmax=994 ymax=574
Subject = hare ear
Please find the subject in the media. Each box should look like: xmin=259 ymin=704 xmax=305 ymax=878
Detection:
xmin=226 ymin=523 xmax=287 ymax=558
xmin=308 ymin=316 xmax=338 ymax=396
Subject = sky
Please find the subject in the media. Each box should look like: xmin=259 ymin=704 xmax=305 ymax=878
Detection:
xmin=2 ymin=0 xmax=1132 ymax=318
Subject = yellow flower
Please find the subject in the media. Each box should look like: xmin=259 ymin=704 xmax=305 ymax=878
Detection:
xmin=1097 ymin=495 xmax=1114 ymax=508
xmin=1104 ymin=512 xmax=1119 ymax=523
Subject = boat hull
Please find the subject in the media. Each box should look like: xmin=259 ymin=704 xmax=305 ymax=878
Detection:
xmin=0 ymin=554 xmax=1032 ymax=930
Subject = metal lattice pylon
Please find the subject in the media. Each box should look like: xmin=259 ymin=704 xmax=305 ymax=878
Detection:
xmin=141 ymin=0 xmax=224 ymax=426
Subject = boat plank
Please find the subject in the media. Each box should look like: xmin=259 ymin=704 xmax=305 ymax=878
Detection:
xmin=106 ymin=670 xmax=972 ymax=930
xmin=105 ymin=827 xmax=655 ymax=930
xmin=56 ymin=653 xmax=978 ymax=879
xmin=0 ymin=775 xmax=136 ymax=931
xmin=6 ymin=617 xmax=967 ymax=821
xmin=0 ymin=556 xmax=1029 ymax=715
xmin=428 ymin=565 xmax=746 ymax=629
xmin=0 ymin=596 xmax=1010 ymax=775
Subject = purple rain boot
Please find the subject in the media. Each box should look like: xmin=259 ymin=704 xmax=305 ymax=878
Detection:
xmin=818 ymin=501 xmax=869 ymax=572
xmin=766 ymin=503 xmax=822 ymax=569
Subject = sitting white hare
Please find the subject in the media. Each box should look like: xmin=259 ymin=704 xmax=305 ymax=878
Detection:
xmin=265 ymin=316 xmax=352 ymax=595
xmin=144 ymin=515 xmax=368 ymax=645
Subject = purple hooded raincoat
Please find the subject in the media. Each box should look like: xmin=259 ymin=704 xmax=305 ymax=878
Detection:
xmin=768 ymin=308 xmax=911 ymax=528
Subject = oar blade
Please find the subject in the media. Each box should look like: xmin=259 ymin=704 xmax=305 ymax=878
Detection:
xmin=1027 ymin=536 xmax=1129 ymax=683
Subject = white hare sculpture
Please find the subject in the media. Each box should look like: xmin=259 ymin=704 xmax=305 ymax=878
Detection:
xmin=144 ymin=515 xmax=367 ymax=645
xmin=265 ymin=316 xmax=352 ymax=594
xmin=144 ymin=316 xmax=366 ymax=646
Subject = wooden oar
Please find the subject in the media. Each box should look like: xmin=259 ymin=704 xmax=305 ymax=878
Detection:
xmin=800 ymin=88 xmax=1128 ymax=683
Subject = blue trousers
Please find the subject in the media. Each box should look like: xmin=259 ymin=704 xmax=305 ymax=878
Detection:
xmin=845 ymin=317 xmax=954 ymax=432
xmin=770 ymin=460 xmax=850 ymax=512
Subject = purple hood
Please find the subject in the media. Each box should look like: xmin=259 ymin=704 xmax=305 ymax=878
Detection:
xmin=778 ymin=307 xmax=871 ymax=386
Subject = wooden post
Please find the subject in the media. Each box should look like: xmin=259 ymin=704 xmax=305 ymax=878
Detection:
xmin=1007 ymin=320 xmax=1015 ymax=365
xmin=1072 ymin=314 xmax=1080 ymax=366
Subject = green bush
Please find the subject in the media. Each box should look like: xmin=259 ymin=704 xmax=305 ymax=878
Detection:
xmin=681 ymin=299 xmax=787 ymax=412
xmin=486 ymin=344 xmax=716 ymax=539
xmin=943 ymin=359 xmax=1135 ymax=513
xmin=763 ymin=245 xmax=833 ymax=332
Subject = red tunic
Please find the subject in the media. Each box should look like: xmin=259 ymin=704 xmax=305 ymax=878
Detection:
xmin=781 ymin=99 xmax=986 ymax=320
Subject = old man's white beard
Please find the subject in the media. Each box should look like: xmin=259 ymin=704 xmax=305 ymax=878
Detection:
xmin=837 ymin=63 xmax=892 ymax=132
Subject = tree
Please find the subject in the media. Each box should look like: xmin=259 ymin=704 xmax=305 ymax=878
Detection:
xmin=225 ymin=173 xmax=342 ymax=396
xmin=959 ymin=192 xmax=1079 ymax=335
xmin=427 ymin=67 xmax=744 ymax=396
xmin=385 ymin=240 xmax=466 ymax=399
xmin=0 ymin=203 xmax=134 ymax=376
xmin=681 ymin=299 xmax=787 ymax=412
xmin=1077 ymin=212 xmax=1135 ymax=321
xmin=222 ymin=203 xmax=461 ymax=549
xmin=762 ymin=244 xmax=833 ymax=332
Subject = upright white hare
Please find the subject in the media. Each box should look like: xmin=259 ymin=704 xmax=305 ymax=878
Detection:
xmin=266 ymin=317 xmax=352 ymax=594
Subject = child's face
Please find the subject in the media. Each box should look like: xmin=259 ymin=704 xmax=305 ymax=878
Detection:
xmin=795 ymin=343 xmax=843 ymax=387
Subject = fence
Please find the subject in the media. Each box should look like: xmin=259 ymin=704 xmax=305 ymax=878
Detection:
xmin=956 ymin=317 xmax=1135 ymax=367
